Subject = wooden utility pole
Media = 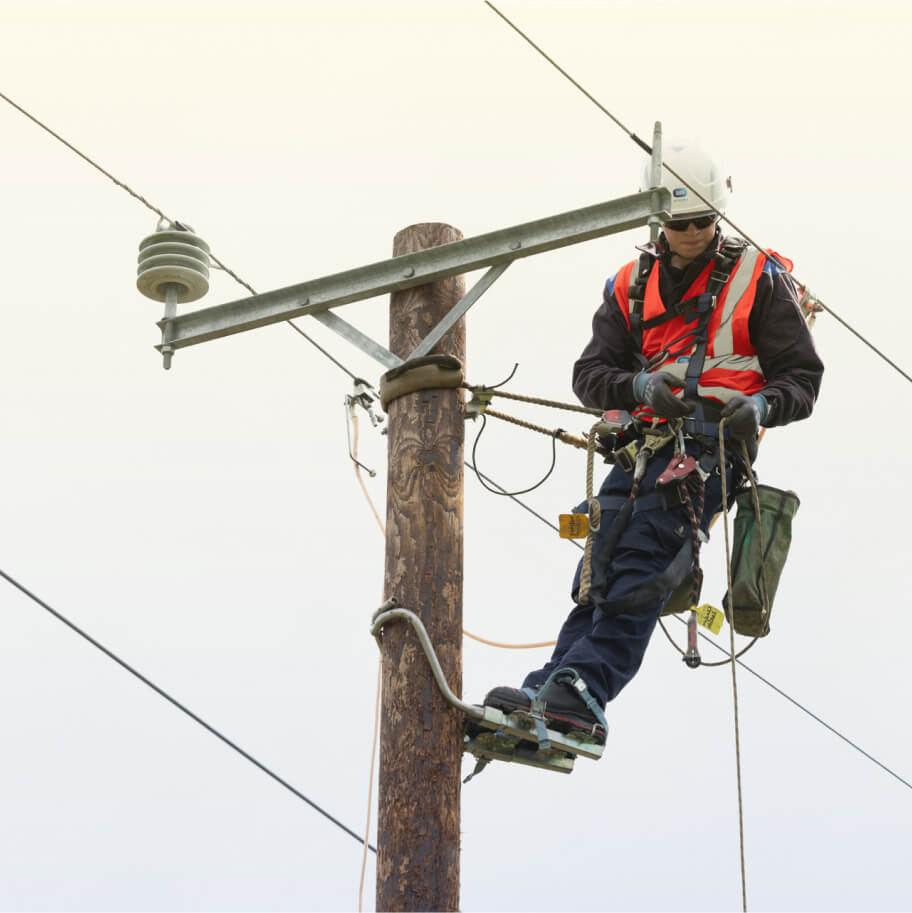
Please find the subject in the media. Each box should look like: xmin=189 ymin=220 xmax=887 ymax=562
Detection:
xmin=377 ymin=223 xmax=465 ymax=912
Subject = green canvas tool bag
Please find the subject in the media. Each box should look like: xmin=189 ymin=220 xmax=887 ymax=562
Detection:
xmin=722 ymin=484 xmax=800 ymax=637
xmin=659 ymin=483 xmax=799 ymax=637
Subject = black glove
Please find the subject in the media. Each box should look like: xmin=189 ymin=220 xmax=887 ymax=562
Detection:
xmin=633 ymin=371 xmax=695 ymax=419
xmin=720 ymin=393 xmax=769 ymax=440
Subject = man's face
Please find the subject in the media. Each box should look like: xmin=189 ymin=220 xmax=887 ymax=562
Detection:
xmin=662 ymin=214 xmax=717 ymax=263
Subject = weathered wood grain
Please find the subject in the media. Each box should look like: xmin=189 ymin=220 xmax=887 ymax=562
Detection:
xmin=377 ymin=223 xmax=465 ymax=913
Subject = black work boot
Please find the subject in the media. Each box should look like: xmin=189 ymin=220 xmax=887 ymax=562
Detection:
xmin=534 ymin=680 xmax=606 ymax=744
xmin=483 ymin=682 xmax=606 ymax=744
xmin=483 ymin=686 xmax=531 ymax=715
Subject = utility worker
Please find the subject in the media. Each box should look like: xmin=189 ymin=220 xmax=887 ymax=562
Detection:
xmin=482 ymin=141 xmax=824 ymax=743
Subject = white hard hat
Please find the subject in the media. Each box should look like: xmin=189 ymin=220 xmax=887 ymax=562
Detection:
xmin=641 ymin=140 xmax=731 ymax=217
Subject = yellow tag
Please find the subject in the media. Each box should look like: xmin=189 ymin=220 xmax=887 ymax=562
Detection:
xmin=695 ymin=603 xmax=725 ymax=635
xmin=559 ymin=514 xmax=589 ymax=539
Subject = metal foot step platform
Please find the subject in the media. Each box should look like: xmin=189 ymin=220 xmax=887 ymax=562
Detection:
xmin=463 ymin=705 xmax=605 ymax=779
xmin=371 ymin=599 xmax=606 ymax=780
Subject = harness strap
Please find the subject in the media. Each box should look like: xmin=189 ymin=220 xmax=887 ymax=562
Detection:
xmin=628 ymin=252 xmax=654 ymax=369
xmin=682 ymin=240 xmax=747 ymax=420
xmin=628 ymin=238 xmax=750 ymax=416
xmin=521 ymin=685 xmax=551 ymax=749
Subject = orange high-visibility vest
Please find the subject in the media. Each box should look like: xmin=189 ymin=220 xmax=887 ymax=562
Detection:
xmin=613 ymin=247 xmax=791 ymax=417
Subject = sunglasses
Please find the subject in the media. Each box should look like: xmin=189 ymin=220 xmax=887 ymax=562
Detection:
xmin=664 ymin=214 xmax=718 ymax=232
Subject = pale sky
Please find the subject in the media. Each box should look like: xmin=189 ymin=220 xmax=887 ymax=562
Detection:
xmin=2 ymin=2 xmax=911 ymax=911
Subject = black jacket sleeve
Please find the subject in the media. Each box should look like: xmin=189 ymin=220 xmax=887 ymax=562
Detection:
xmin=749 ymin=270 xmax=824 ymax=427
xmin=571 ymin=281 xmax=640 ymax=411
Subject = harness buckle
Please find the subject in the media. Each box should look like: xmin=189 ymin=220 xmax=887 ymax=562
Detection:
xmin=614 ymin=438 xmax=641 ymax=473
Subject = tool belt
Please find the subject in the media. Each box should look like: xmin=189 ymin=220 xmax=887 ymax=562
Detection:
xmin=600 ymin=407 xmax=758 ymax=473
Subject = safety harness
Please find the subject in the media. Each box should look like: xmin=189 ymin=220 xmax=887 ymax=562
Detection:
xmin=628 ymin=235 xmax=750 ymax=434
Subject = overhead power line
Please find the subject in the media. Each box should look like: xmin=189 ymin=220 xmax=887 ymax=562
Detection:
xmin=0 ymin=566 xmax=376 ymax=854
xmin=483 ymin=1 xmax=912 ymax=387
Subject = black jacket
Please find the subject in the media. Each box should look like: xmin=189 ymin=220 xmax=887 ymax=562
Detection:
xmin=572 ymin=231 xmax=824 ymax=427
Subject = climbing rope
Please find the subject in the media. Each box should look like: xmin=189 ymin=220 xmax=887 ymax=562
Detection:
xmin=577 ymin=421 xmax=603 ymax=605
xmin=718 ymin=426 xmax=754 ymax=913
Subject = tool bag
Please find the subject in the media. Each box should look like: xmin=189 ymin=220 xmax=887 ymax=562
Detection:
xmin=660 ymin=483 xmax=799 ymax=637
xmin=722 ymin=484 xmax=800 ymax=637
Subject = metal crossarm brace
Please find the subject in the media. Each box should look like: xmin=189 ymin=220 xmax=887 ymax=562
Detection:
xmin=309 ymin=261 xmax=511 ymax=370
xmin=409 ymin=262 xmax=510 ymax=361
xmin=311 ymin=310 xmax=403 ymax=370
xmin=156 ymin=189 xmax=670 ymax=354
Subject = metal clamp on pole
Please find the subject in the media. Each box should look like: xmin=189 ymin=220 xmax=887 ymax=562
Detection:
xmin=371 ymin=599 xmax=484 ymax=721
xmin=464 ymin=388 xmax=494 ymax=420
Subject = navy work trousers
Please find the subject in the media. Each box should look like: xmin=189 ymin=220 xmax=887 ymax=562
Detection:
xmin=522 ymin=440 xmax=734 ymax=707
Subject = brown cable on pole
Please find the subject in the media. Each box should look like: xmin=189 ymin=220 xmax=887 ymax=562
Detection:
xmin=485 ymin=407 xmax=591 ymax=450
xmin=358 ymin=657 xmax=382 ymax=912
xmin=352 ymin=411 xmax=384 ymax=910
xmin=463 ymin=630 xmax=555 ymax=649
xmin=478 ymin=386 xmax=603 ymax=416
